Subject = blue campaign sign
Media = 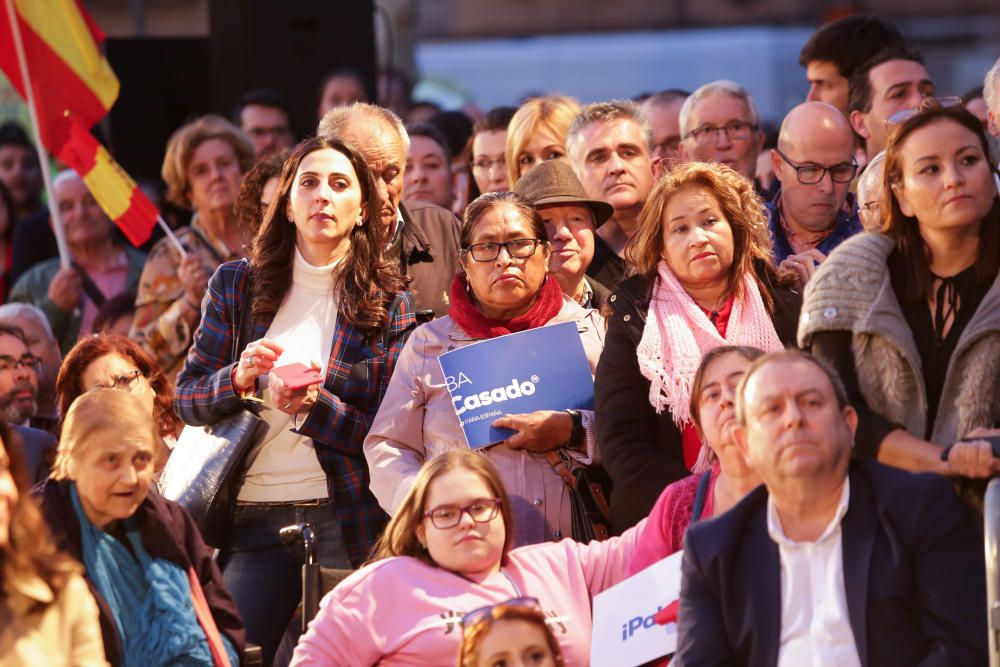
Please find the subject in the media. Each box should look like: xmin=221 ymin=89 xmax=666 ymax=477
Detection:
xmin=438 ymin=321 xmax=594 ymax=450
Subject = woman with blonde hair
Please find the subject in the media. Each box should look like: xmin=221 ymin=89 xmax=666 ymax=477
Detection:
xmin=291 ymin=450 xmax=642 ymax=666
xmin=1 ymin=420 xmax=107 ymax=665
xmin=505 ymin=96 xmax=581 ymax=187
xmin=595 ymin=162 xmax=800 ymax=532
xmin=37 ymin=390 xmax=243 ymax=667
xmin=131 ymin=115 xmax=255 ymax=379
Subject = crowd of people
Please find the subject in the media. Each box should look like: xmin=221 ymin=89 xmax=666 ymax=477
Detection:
xmin=0 ymin=13 xmax=999 ymax=667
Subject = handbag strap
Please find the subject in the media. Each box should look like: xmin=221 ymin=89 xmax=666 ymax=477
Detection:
xmin=690 ymin=469 xmax=713 ymax=524
xmin=230 ymin=261 xmax=252 ymax=364
xmin=544 ymin=450 xmax=577 ymax=491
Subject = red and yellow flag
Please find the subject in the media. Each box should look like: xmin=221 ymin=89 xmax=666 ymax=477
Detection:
xmin=0 ymin=0 xmax=156 ymax=246
xmin=57 ymin=115 xmax=158 ymax=246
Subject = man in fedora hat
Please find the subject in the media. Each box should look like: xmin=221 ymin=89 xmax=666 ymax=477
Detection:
xmin=514 ymin=159 xmax=615 ymax=309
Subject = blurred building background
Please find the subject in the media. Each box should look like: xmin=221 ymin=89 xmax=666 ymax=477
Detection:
xmin=2 ymin=0 xmax=997 ymax=167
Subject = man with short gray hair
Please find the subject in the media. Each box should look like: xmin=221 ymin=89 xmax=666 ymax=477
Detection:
xmin=678 ymin=80 xmax=765 ymax=187
xmin=567 ymin=100 xmax=654 ymax=288
xmin=640 ymin=89 xmax=689 ymax=167
xmin=984 ymin=55 xmax=1000 ymax=140
xmin=318 ymin=102 xmax=460 ymax=318
xmin=0 ymin=302 xmax=60 ymax=427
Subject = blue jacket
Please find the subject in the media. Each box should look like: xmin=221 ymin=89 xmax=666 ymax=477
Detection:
xmin=674 ymin=459 xmax=987 ymax=666
xmin=174 ymin=259 xmax=416 ymax=566
xmin=766 ymin=194 xmax=862 ymax=265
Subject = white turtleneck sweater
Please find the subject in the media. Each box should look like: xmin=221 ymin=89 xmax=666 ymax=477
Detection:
xmin=238 ymin=248 xmax=341 ymax=502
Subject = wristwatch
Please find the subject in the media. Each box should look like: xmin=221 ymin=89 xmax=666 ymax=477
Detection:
xmin=565 ymin=409 xmax=584 ymax=449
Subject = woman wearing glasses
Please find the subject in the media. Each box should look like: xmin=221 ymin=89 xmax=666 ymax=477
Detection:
xmin=802 ymin=98 xmax=1000 ymax=479
xmin=595 ymin=161 xmax=799 ymax=533
xmin=291 ymin=450 xmax=638 ymax=666
xmin=56 ymin=334 xmax=181 ymax=470
xmin=365 ymin=191 xmax=605 ymax=547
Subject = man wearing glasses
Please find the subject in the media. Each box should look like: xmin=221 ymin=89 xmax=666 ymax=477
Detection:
xmin=767 ymin=102 xmax=862 ymax=287
xmin=0 ymin=324 xmax=40 ymax=426
xmin=678 ymin=80 xmax=766 ymax=189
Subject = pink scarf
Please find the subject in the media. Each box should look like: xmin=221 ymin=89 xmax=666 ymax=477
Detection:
xmin=636 ymin=261 xmax=783 ymax=440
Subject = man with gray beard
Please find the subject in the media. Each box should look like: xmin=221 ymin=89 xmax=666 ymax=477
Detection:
xmin=0 ymin=323 xmax=39 ymax=425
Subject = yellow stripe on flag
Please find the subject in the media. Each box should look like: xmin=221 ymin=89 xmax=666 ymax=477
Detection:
xmin=81 ymin=145 xmax=137 ymax=221
xmin=15 ymin=0 xmax=118 ymax=110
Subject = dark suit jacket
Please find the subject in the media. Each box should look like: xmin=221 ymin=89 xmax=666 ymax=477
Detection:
xmin=674 ymin=460 xmax=987 ymax=667
xmin=11 ymin=423 xmax=56 ymax=484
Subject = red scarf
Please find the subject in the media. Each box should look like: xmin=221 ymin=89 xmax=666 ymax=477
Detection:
xmin=448 ymin=274 xmax=564 ymax=338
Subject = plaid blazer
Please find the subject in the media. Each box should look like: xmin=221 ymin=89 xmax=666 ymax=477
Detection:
xmin=174 ymin=259 xmax=417 ymax=566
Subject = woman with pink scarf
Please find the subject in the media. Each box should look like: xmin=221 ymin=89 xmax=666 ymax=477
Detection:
xmin=595 ymin=162 xmax=800 ymax=532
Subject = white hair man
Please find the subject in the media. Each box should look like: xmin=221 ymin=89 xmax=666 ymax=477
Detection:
xmin=678 ymin=80 xmax=765 ymax=188
xmin=984 ymin=56 xmax=1000 ymax=140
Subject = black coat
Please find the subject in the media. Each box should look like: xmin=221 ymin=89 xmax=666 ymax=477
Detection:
xmin=37 ymin=479 xmax=245 ymax=666
xmin=595 ymin=268 xmax=801 ymax=532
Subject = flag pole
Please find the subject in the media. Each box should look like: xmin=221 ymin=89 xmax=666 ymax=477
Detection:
xmin=157 ymin=215 xmax=187 ymax=258
xmin=4 ymin=0 xmax=71 ymax=268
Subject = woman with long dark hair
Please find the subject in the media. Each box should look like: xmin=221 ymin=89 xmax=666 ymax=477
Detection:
xmin=175 ymin=136 xmax=416 ymax=663
xmin=802 ymin=98 xmax=1000 ymax=478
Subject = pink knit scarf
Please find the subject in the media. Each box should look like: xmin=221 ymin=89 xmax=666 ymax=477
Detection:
xmin=637 ymin=261 xmax=783 ymax=429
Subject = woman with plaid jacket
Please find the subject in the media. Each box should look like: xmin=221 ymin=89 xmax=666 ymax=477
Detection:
xmin=174 ymin=136 xmax=416 ymax=664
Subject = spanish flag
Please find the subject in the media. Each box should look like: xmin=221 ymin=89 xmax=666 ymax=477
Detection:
xmin=57 ymin=115 xmax=158 ymax=246
xmin=0 ymin=0 xmax=156 ymax=245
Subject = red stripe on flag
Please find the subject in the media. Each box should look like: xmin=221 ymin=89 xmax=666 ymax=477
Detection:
xmin=116 ymin=188 xmax=158 ymax=247
xmin=55 ymin=114 xmax=99 ymax=173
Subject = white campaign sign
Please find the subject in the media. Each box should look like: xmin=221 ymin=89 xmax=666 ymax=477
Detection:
xmin=590 ymin=550 xmax=683 ymax=667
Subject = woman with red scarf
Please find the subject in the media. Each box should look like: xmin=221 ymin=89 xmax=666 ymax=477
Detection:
xmin=364 ymin=191 xmax=605 ymax=547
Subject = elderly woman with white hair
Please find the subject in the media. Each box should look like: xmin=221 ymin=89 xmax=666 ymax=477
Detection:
xmin=36 ymin=389 xmax=244 ymax=666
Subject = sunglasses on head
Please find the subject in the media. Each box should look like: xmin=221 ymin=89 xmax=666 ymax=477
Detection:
xmin=885 ymin=96 xmax=964 ymax=127
xmin=461 ymin=597 xmax=541 ymax=628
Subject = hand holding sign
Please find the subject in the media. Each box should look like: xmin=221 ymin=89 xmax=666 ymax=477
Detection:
xmin=492 ymin=410 xmax=573 ymax=453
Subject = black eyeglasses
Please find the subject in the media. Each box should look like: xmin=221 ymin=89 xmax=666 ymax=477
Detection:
xmin=774 ymin=147 xmax=858 ymax=185
xmin=422 ymin=498 xmax=502 ymax=529
xmin=0 ymin=354 xmax=41 ymax=373
xmin=685 ymin=120 xmax=757 ymax=145
xmin=462 ymin=238 xmax=544 ymax=263
xmin=462 ymin=597 xmax=540 ymax=628
xmin=92 ymin=369 xmax=144 ymax=392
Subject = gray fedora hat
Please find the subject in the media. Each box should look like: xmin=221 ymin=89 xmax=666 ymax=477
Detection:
xmin=513 ymin=160 xmax=615 ymax=227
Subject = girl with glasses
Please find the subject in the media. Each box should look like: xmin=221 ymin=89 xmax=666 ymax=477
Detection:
xmin=365 ymin=191 xmax=606 ymax=547
xmin=291 ymin=450 xmax=640 ymax=666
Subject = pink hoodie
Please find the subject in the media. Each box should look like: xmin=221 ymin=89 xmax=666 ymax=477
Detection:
xmin=290 ymin=522 xmax=643 ymax=666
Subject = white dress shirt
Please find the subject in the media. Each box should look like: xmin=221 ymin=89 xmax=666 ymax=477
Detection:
xmin=767 ymin=479 xmax=862 ymax=667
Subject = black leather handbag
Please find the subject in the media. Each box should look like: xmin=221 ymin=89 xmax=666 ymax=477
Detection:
xmin=545 ymin=450 xmax=613 ymax=542
xmin=159 ymin=277 xmax=266 ymax=548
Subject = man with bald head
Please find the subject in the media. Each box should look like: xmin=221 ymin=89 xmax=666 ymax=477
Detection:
xmin=767 ymin=102 xmax=862 ymax=286
xmin=318 ymin=102 xmax=461 ymax=318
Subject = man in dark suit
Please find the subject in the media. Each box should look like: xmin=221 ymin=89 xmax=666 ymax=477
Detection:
xmin=10 ymin=423 xmax=55 ymax=483
xmin=674 ymin=350 xmax=986 ymax=667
